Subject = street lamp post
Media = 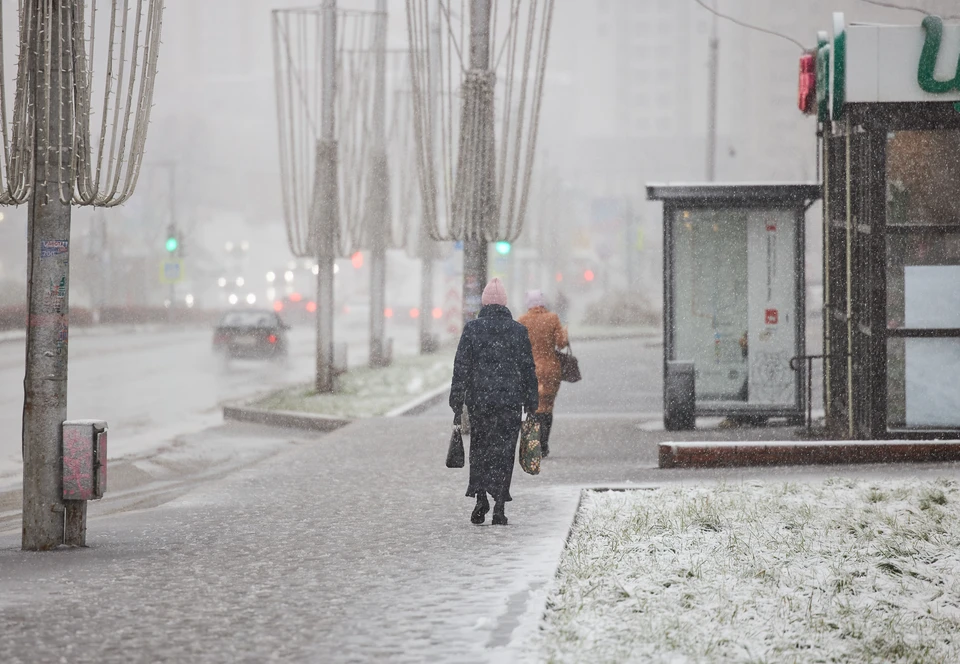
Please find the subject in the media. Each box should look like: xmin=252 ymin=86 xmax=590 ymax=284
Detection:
xmin=18 ymin=0 xmax=165 ymax=550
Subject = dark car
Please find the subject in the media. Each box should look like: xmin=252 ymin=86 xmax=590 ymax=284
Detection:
xmin=213 ymin=309 xmax=289 ymax=360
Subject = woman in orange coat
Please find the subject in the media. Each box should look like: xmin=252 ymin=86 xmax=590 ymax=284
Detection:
xmin=518 ymin=290 xmax=569 ymax=457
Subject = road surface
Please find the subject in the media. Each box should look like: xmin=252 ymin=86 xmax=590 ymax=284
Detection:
xmin=0 ymin=312 xmax=422 ymax=488
xmin=421 ymin=336 xmax=664 ymax=418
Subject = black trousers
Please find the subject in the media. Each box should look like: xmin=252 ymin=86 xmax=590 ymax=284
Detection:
xmin=466 ymin=407 xmax=522 ymax=504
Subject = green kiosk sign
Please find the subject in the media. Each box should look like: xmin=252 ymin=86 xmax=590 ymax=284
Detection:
xmin=812 ymin=13 xmax=960 ymax=123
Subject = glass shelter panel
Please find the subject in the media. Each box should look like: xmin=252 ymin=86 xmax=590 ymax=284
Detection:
xmin=672 ymin=208 xmax=798 ymax=406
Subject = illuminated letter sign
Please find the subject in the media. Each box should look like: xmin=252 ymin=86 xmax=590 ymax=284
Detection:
xmin=918 ymin=16 xmax=960 ymax=93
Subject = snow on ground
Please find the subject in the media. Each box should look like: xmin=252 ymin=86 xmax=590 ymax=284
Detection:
xmin=253 ymin=350 xmax=454 ymax=418
xmin=540 ymin=479 xmax=960 ymax=663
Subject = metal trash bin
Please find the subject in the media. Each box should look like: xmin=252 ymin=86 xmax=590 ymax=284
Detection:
xmin=664 ymin=360 xmax=695 ymax=431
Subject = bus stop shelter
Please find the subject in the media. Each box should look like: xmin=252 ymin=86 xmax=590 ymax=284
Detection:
xmin=647 ymin=183 xmax=821 ymax=430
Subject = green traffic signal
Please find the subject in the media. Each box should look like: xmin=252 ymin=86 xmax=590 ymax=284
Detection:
xmin=165 ymin=236 xmax=178 ymax=253
xmin=495 ymin=241 xmax=511 ymax=256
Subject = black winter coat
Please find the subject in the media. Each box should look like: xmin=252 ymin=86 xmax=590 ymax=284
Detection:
xmin=449 ymin=304 xmax=539 ymax=414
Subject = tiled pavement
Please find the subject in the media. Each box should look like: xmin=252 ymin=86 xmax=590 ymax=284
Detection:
xmin=0 ymin=417 xmax=582 ymax=664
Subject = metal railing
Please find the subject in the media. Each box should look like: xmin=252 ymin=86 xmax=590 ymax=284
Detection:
xmin=789 ymin=353 xmax=847 ymax=431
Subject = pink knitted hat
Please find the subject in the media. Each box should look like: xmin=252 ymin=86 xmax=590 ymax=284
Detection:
xmin=525 ymin=290 xmax=545 ymax=310
xmin=481 ymin=278 xmax=508 ymax=306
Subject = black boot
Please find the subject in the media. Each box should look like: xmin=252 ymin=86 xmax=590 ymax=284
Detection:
xmin=471 ymin=493 xmax=489 ymax=524
xmin=491 ymin=503 xmax=508 ymax=526
xmin=540 ymin=413 xmax=553 ymax=458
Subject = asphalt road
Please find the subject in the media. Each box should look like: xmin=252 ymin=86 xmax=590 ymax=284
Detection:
xmin=419 ymin=329 xmax=824 ymax=421
xmin=0 ymin=313 xmax=423 ymax=486
xmin=421 ymin=336 xmax=664 ymax=418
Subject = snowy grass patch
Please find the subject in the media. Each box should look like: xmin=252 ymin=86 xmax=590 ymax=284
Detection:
xmin=253 ymin=350 xmax=453 ymax=418
xmin=541 ymin=479 xmax=960 ymax=663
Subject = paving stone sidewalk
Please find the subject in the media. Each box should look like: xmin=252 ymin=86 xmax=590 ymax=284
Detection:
xmin=2 ymin=413 xmax=959 ymax=663
xmin=0 ymin=417 xmax=583 ymax=664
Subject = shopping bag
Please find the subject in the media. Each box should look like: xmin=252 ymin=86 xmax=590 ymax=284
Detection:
xmin=446 ymin=423 xmax=464 ymax=468
xmin=518 ymin=417 xmax=542 ymax=475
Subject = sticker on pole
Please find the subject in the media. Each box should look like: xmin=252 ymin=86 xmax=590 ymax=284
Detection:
xmin=765 ymin=308 xmax=779 ymax=325
xmin=160 ymin=260 xmax=184 ymax=284
xmin=40 ymin=240 xmax=69 ymax=258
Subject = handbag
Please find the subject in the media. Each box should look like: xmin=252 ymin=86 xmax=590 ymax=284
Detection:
xmin=518 ymin=417 xmax=542 ymax=475
xmin=446 ymin=420 xmax=465 ymax=468
xmin=556 ymin=342 xmax=582 ymax=383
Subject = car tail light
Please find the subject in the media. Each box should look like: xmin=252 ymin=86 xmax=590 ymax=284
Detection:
xmin=268 ymin=334 xmax=277 ymax=344
xmin=214 ymin=333 xmax=227 ymax=345
xmin=432 ymin=307 xmax=443 ymax=319
xmin=290 ymin=292 xmax=303 ymax=303
xmin=384 ymin=307 xmax=394 ymax=318
xmin=409 ymin=308 xmax=420 ymax=319
xmin=306 ymin=301 xmax=317 ymax=313
xmin=274 ymin=301 xmax=283 ymax=312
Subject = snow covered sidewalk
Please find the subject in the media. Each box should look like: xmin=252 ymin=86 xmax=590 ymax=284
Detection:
xmin=0 ymin=417 xmax=580 ymax=663
xmin=540 ymin=479 xmax=960 ymax=663
xmin=249 ymin=350 xmax=455 ymax=419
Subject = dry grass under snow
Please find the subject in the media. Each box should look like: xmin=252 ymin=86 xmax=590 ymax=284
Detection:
xmin=541 ymin=478 xmax=960 ymax=663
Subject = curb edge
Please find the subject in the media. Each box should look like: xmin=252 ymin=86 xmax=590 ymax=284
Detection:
xmin=222 ymin=405 xmax=352 ymax=432
xmin=385 ymin=383 xmax=449 ymax=418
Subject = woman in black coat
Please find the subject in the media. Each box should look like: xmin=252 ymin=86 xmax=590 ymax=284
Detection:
xmin=449 ymin=278 xmax=539 ymax=525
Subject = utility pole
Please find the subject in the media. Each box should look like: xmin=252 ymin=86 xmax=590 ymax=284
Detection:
xmin=625 ymin=200 xmax=635 ymax=291
xmin=462 ymin=0 xmax=492 ymax=322
xmin=164 ymin=163 xmax=178 ymax=312
xmin=369 ymin=0 xmax=389 ymax=367
xmin=22 ymin=4 xmax=73 ymax=550
xmin=315 ymin=0 xmax=338 ymax=392
xmin=18 ymin=0 xmax=163 ymax=550
xmin=419 ymin=0 xmax=441 ymax=354
xmin=706 ymin=2 xmax=719 ymax=182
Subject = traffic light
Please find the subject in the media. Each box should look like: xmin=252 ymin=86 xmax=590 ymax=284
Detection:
xmin=495 ymin=241 xmax=511 ymax=256
xmin=165 ymin=225 xmax=178 ymax=253
xmin=797 ymin=51 xmax=816 ymax=115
